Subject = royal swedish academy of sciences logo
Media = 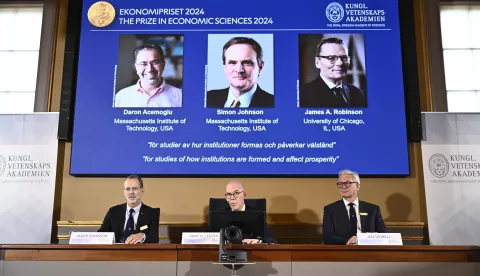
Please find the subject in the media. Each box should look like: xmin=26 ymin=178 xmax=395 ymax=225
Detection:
xmin=0 ymin=155 xmax=6 ymax=177
xmin=428 ymin=153 xmax=449 ymax=178
xmin=87 ymin=1 xmax=116 ymax=28
xmin=326 ymin=2 xmax=344 ymax=23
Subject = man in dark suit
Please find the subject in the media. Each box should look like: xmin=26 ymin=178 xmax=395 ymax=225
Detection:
xmin=322 ymin=170 xmax=386 ymax=245
xmin=300 ymin=37 xmax=366 ymax=108
xmin=207 ymin=37 xmax=274 ymax=108
xmin=98 ymin=175 xmax=159 ymax=244
xmin=216 ymin=180 xmax=277 ymax=244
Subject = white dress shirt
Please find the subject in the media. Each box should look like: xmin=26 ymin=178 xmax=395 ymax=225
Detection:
xmin=115 ymin=79 xmax=182 ymax=108
xmin=343 ymin=198 xmax=362 ymax=233
xmin=320 ymin=73 xmax=342 ymax=89
xmin=223 ymin=84 xmax=257 ymax=108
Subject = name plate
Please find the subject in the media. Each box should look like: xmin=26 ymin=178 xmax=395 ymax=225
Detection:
xmin=357 ymin=233 xmax=403 ymax=245
xmin=69 ymin=232 xmax=115 ymax=244
xmin=181 ymin=232 xmax=220 ymax=244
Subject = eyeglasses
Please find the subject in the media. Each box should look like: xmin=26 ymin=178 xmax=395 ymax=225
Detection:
xmin=318 ymin=55 xmax=350 ymax=64
xmin=336 ymin=181 xmax=358 ymax=188
xmin=125 ymin=187 xmax=141 ymax=192
xmin=225 ymin=191 xmax=244 ymax=199
xmin=136 ymin=60 xmax=163 ymax=68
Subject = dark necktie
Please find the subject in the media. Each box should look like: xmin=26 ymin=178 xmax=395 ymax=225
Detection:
xmin=231 ymin=98 xmax=240 ymax=108
xmin=124 ymin=208 xmax=135 ymax=241
xmin=348 ymin=203 xmax=358 ymax=237
xmin=332 ymin=87 xmax=347 ymax=104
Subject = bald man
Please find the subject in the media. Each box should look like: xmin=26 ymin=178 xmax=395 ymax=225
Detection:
xmin=220 ymin=180 xmax=277 ymax=244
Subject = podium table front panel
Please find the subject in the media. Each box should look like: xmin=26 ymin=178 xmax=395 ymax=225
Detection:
xmin=0 ymin=244 xmax=479 ymax=276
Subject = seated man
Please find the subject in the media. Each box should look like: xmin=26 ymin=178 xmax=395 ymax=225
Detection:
xmin=98 ymin=175 xmax=159 ymax=244
xmin=322 ymin=170 xmax=386 ymax=245
xmin=210 ymin=180 xmax=277 ymax=244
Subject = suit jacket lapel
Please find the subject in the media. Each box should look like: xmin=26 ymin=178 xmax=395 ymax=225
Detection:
xmin=250 ymin=86 xmax=262 ymax=107
xmin=118 ymin=203 xmax=127 ymax=235
xmin=336 ymin=201 xmax=351 ymax=233
xmin=317 ymin=77 xmax=331 ymax=94
xmin=136 ymin=204 xmax=146 ymax=232
xmin=359 ymin=201 xmax=367 ymax=232
xmin=221 ymin=89 xmax=229 ymax=106
xmin=342 ymin=83 xmax=351 ymax=103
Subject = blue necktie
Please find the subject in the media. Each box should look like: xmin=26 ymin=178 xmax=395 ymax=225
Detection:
xmin=124 ymin=208 xmax=135 ymax=241
xmin=348 ymin=203 xmax=358 ymax=237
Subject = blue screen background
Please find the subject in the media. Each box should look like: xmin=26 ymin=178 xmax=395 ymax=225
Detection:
xmin=70 ymin=0 xmax=410 ymax=176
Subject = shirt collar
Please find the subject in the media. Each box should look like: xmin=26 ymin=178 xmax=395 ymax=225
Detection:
xmin=343 ymin=198 xmax=359 ymax=207
xmin=136 ymin=79 xmax=166 ymax=97
xmin=320 ymin=73 xmax=343 ymax=89
xmin=225 ymin=84 xmax=257 ymax=108
xmin=127 ymin=202 xmax=142 ymax=214
xmin=232 ymin=203 xmax=246 ymax=211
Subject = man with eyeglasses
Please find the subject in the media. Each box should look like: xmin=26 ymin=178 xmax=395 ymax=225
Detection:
xmin=300 ymin=37 xmax=366 ymax=108
xmin=115 ymin=43 xmax=182 ymax=108
xmin=322 ymin=170 xmax=386 ymax=245
xmin=221 ymin=180 xmax=277 ymax=244
xmin=98 ymin=175 xmax=160 ymax=244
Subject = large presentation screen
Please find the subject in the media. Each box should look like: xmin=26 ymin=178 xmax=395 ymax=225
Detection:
xmin=70 ymin=0 xmax=410 ymax=176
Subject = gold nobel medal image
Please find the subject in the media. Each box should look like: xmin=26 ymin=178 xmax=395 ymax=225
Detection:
xmin=87 ymin=1 xmax=115 ymax=27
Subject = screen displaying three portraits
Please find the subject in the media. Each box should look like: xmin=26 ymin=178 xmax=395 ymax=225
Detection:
xmin=70 ymin=0 xmax=411 ymax=176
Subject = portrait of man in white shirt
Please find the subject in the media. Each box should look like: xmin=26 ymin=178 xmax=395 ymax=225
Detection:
xmin=115 ymin=43 xmax=182 ymax=108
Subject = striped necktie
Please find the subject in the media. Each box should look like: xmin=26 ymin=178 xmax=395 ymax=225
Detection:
xmin=332 ymin=87 xmax=347 ymax=104
xmin=231 ymin=98 xmax=241 ymax=108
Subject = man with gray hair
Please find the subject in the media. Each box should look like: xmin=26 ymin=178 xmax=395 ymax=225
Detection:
xmin=207 ymin=37 xmax=274 ymax=108
xmin=322 ymin=169 xmax=386 ymax=245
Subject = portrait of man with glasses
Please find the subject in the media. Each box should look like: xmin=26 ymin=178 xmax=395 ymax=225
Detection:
xmin=322 ymin=170 xmax=386 ymax=245
xmin=299 ymin=35 xmax=367 ymax=108
xmin=115 ymin=39 xmax=183 ymax=108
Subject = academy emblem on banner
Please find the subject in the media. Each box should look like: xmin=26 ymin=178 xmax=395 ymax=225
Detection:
xmin=428 ymin=153 xmax=449 ymax=178
xmin=326 ymin=2 xmax=344 ymax=23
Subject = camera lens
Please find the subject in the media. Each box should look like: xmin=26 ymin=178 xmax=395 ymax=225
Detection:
xmin=224 ymin=225 xmax=242 ymax=243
